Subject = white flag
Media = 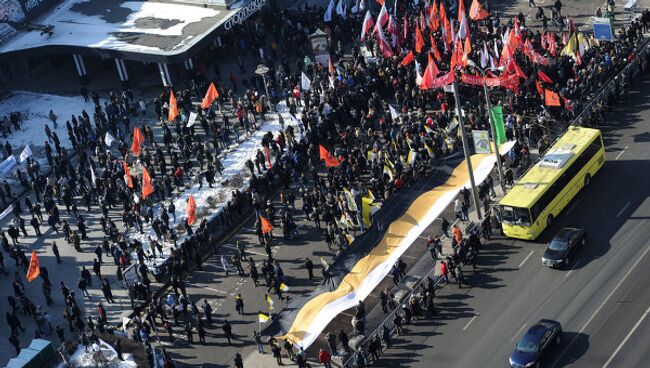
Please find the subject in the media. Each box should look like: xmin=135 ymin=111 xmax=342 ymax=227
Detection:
xmin=301 ymin=72 xmax=311 ymax=91
xmin=104 ymin=132 xmax=115 ymax=147
xmin=122 ymin=317 xmax=130 ymax=331
xmin=324 ymin=0 xmax=334 ymax=22
xmin=389 ymin=105 xmax=399 ymax=121
xmin=187 ymin=112 xmax=198 ymax=127
xmin=359 ymin=0 xmax=365 ymax=11
xmin=0 ymin=155 xmax=17 ymax=174
xmin=414 ymin=60 xmax=423 ymax=86
xmin=351 ymin=0 xmax=360 ymax=13
xmin=90 ymin=165 xmax=97 ymax=187
xmin=336 ymin=0 xmax=346 ymax=17
xmin=19 ymin=145 xmax=32 ymax=163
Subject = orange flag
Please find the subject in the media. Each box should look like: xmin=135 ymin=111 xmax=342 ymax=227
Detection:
xmin=26 ymin=250 xmax=40 ymax=282
xmin=400 ymin=51 xmax=415 ymax=66
xmin=260 ymin=216 xmax=273 ymax=234
xmin=457 ymin=0 xmax=466 ymax=22
xmin=415 ymin=25 xmax=425 ymax=53
xmin=544 ymin=89 xmax=561 ymax=106
xmin=186 ymin=195 xmax=197 ymax=225
xmin=142 ymin=167 xmax=155 ymax=198
xmin=470 ymin=0 xmax=489 ymax=20
xmin=168 ymin=91 xmax=179 ymax=122
xmin=319 ymin=145 xmax=341 ymax=167
xmin=200 ymin=83 xmax=219 ymax=109
xmin=430 ymin=35 xmax=442 ymax=61
xmin=131 ymin=127 xmax=144 ymax=156
xmin=123 ymin=161 xmax=133 ymax=188
xmin=375 ymin=0 xmax=384 ymax=5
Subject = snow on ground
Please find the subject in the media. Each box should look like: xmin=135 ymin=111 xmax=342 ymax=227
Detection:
xmin=58 ymin=338 xmax=137 ymax=368
xmin=0 ymin=0 xmax=230 ymax=55
xmin=131 ymin=104 xmax=303 ymax=269
xmin=0 ymin=91 xmax=96 ymax=189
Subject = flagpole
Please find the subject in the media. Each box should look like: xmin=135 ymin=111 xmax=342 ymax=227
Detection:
xmin=452 ymin=81 xmax=483 ymax=221
xmin=482 ymin=80 xmax=505 ymax=192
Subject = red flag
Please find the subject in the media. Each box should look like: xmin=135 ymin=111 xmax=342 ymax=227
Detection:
xmin=457 ymin=0 xmax=466 ymax=22
xmin=536 ymin=81 xmax=544 ymax=96
xmin=319 ymin=145 xmax=341 ymax=167
xmin=361 ymin=10 xmax=374 ymax=41
xmin=470 ymin=0 xmax=489 ymax=20
xmin=168 ymin=91 xmax=179 ymax=122
xmin=375 ymin=3 xmax=389 ymax=32
xmin=400 ymin=51 xmax=415 ymax=66
xmin=186 ymin=195 xmax=197 ymax=225
xmin=375 ymin=0 xmax=384 ymax=5
xmin=562 ymin=97 xmax=574 ymax=112
xmin=142 ymin=167 xmax=155 ymax=198
xmin=537 ymin=70 xmax=554 ymax=83
xmin=429 ymin=1 xmax=440 ymax=31
xmin=131 ymin=127 xmax=145 ymax=156
xmin=511 ymin=61 xmax=526 ymax=79
xmin=200 ymin=83 xmax=219 ymax=109
xmin=26 ymin=250 xmax=40 ymax=282
xmin=415 ymin=25 xmax=425 ymax=53
xmin=260 ymin=216 xmax=273 ymax=234
xmin=544 ymin=89 xmax=561 ymax=106
xmin=123 ymin=161 xmax=133 ymax=188
xmin=420 ymin=70 xmax=454 ymax=90
xmin=264 ymin=146 xmax=273 ymax=169
xmin=464 ymin=36 xmax=472 ymax=55
xmin=430 ymin=35 xmax=442 ymax=61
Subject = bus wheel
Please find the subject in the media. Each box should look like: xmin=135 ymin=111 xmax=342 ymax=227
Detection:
xmin=584 ymin=174 xmax=592 ymax=187
xmin=547 ymin=215 xmax=554 ymax=227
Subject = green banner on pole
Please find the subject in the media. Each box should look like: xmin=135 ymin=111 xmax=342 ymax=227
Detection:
xmin=490 ymin=106 xmax=507 ymax=146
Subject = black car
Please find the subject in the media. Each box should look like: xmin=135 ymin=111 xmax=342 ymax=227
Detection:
xmin=541 ymin=228 xmax=586 ymax=268
xmin=510 ymin=319 xmax=563 ymax=368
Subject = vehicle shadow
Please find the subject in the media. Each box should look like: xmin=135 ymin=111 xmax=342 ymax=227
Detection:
xmin=547 ymin=332 xmax=590 ymax=367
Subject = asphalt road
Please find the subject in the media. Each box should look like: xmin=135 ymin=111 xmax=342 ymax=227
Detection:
xmin=374 ymin=73 xmax=650 ymax=367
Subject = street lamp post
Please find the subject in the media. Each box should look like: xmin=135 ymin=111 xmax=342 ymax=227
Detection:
xmin=255 ymin=64 xmax=274 ymax=112
xmin=452 ymin=81 xmax=483 ymax=221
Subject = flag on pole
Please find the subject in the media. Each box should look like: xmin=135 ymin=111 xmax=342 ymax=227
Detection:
xmin=374 ymin=3 xmax=389 ymax=32
xmin=415 ymin=24 xmax=425 ymax=53
xmin=19 ymin=145 xmax=32 ymax=163
xmin=123 ymin=161 xmax=133 ymax=188
xmin=489 ymin=106 xmax=507 ymax=145
xmin=544 ymin=89 xmax=561 ymax=106
xmin=336 ymin=0 xmax=346 ymax=17
xmin=319 ymin=145 xmax=341 ymax=167
xmin=200 ymin=83 xmax=219 ymax=109
xmin=324 ymin=0 xmax=334 ymax=22
xmin=400 ymin=51 xmax=414 ymax=66
xmin=122 ymin=317 xmax=131 ymax=331
xmin=469 ymin=0 xmax=489 ymax=20
xmin=131 ymin=127 xmax=145 ymax=156
xmin=301 ymin=72 xmax=311 ymax=91
xmin=260 ymin=216 xmax=273 ymax=234
xmin=265 ymin=294 xmax=274 ymax=310
xmin=168 ymin=91 xmax=179 ymax=122
xmin=537 ymin=70 xmax=554 ymax=84
xmin=258 ymin=312 xmax=271 ymax=323
xmin=320 ymin=257 xmax=330 ymax=270
xmin=90 ymin=165 xmax=97 ymax=187
xmin=376 ymin=26 xmax=394 ymax=58
xmin=142 ymin=167 xmax=154 ymax=198
xmin=186 ymin=195 xmax=197 ymax=225
xmin=26 ymin=250 xmax=40 ymax=282
xmin=187 ymin=112 xmax=198 ymax=128
xmin=360 ymin=10 xmax=374 ymax=41
xmin=104 ymin=132 xmax=115 ymax=147
xmin=0 ymin=204 xmax=14 ymax=220
xmin=389 ymin=105 xmax=400 ymax=120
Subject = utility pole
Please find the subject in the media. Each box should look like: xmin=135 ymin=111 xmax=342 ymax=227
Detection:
xmin=452 ymin=82 xmax=482 ymax=221
xmin=483 ymin=81 xmax=506 ymax=192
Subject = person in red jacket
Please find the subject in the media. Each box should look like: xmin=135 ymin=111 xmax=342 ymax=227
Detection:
xmin=319 ymin=347 xmax=332 ymax=368
xmin=440 ymin=260 xmax=449 ymax=284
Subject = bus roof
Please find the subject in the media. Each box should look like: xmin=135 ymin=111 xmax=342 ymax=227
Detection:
xmin=500 ymin=126 xmax=601 ymax=209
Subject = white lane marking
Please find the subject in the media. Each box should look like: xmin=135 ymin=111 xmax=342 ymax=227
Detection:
xmin=221 ymin=244 xmax=267 ymax=257
xmin=511 ymin=323 xmax=527 ymax=341
xmin=615 ymin=146 xmax=629 ymax=160
xmin=602 ymin=304 xmax=650 ymax=368
xmin=565 ymin=200 xmax=580 ymax=215
xmin=565 ymin=261 xmax=581 ymax=278
xmin=463 ymin=314 xmax=479 ymax=331
xmin=519 ymin=250 xmax=535 ymax=268
xmin=616 ymin=201 xmax=631 ymax=217
xmin=551 ymin=244 xmax=650 ymax=367
xmin=202 ymin=286 xmax=229 ymax=295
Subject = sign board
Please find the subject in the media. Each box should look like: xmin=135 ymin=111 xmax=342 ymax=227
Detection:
xmin=472 ymin=130 xmax=491 ymax=154
xmin=310 ymin=30 xmax=330 ymax=66
xmin=223 ymin=0 xmax=267 ymax=30
xmin=593 ymin=17 xmax=615 ymax=41
xmin=123 ymin=264 xmax=140 ymax=286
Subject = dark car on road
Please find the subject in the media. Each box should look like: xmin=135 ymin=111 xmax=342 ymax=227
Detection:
xmin=541 ymin=228 xmax=586 ymax=268
xmin=510 ymin=319 xmax=562 ymax=368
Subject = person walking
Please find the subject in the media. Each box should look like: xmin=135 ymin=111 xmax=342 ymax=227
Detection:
xmin=253 ymin=330 xmax=264 ymax=353
xmin=222 ymin=320 xmax=233 ymax=345
xmin=234 ymin=352 xmax=244 ymax=368
xmin=440 ymin=261 xmax=449 ymax=284
xmin=319 ymin=347 xmax=332 ymax=368
xmin=234 ymin=294 xmax=244 ymax=315
xmin=304 ymin=258 xmax=314 ymax=280
xmin=272 ymin=343 xmax=283 ymax=365
xmin=101 ymin=278 xmax=114 ymax=303
xmin=52 ymin=242 xmax=61 ymax=264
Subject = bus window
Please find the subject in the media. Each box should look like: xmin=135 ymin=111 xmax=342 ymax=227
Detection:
xmin=501 ymin=206 xmax=532 ymax=226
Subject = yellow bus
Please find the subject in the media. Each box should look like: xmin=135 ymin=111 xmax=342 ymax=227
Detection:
xmin=499 ymin=126 xmax=605 ymax=240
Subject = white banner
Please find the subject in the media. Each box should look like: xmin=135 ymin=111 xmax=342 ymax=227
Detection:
xmin=187 ymin=112 xmax=198 ymax=127
xmin=301 ymin=72 xmax=311 ymax=91
xmin=19 ymin=145 xmax=32 ymax=163
xmin=105 ymin=132 xmax=115 ymax=146
xmin=0 ymin=155 xmax=17 ymax=174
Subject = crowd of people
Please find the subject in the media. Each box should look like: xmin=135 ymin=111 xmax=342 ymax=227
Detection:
xmin=0 ymin=0 xmax=648 ymax=366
